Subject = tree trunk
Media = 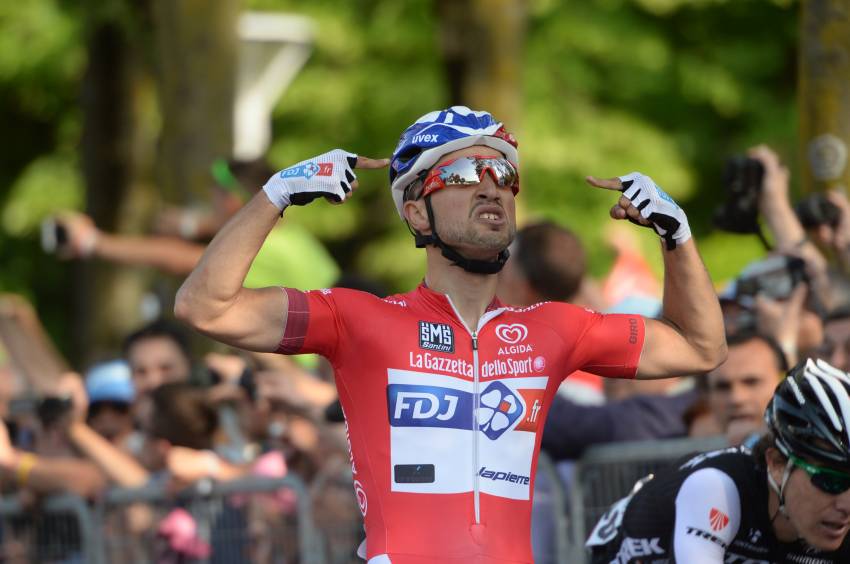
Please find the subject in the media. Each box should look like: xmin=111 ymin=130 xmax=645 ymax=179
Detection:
xmin=78 ymin=19 xmax=157 ymax=365
xmin=799 ymin=0 xmax=850 ymax=193
xmin=151 ymin=0 xmax=238 ymax=203
xmin=76 ymin=0 xmax=238 ymax=364
xmin=436 ymin=0 xmax=526 ymax=131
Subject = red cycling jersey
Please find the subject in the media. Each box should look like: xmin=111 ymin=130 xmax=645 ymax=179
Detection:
xmin=277 ymin=283 xmax=644 ymax=563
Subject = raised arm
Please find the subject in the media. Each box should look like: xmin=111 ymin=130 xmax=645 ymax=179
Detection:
xmin=587 ymin=173 xmax=726 ymax=378
xmin=57 ymin=212 xmax=203 ymax=275
xmin=174 ymin=150 xmax=387 ymax=352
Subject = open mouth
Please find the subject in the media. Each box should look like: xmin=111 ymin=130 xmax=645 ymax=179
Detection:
xmin=473 ymin=205 xmax=505 ymax=224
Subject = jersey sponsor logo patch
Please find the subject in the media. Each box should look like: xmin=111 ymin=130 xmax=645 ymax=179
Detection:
xmin=478 ymin=381 xmax=524 ymax=440
xmin=628 ymin=317 xmax=639 ymax=344
xmin=387 ymin=370 xmax=548 ymax=499
xmin=388 ymin=384 xmax=472 ymax=430
xmin=612 ymin=537 xmax=664 ymax=562
xmin=353 ymin=479 xmax=367 ymax=516
xmin=497 ymin=344 xmax=533 ymax=356
xmin=495 ymin=323 xmax=528 ymax=345
xmin=478 ymin=466 xmax=529 ymax=485
xmin=387 ymin=381 xmax=541 ymax=438
xmin=710 ymin=507 xmax=730 ymax=531
xmin=419 ymin=321 xmax=454 ymax=353
xmin=279 ymin=161 xmax=333 ymax=179
xmin=685 ymin=526 xmax=728 ymax=549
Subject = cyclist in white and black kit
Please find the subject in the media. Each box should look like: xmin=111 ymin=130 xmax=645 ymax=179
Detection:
xmin=587 ymin=358 xmax=850 ymax=563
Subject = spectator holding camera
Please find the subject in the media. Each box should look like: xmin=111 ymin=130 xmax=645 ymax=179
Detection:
xmin=49 ymin=157 xmax=339 ymax=291
xmin=752 ymin=145 xmax=833 ymax=313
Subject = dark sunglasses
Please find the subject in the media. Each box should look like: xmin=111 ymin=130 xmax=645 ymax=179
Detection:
xmin=790 ymin=455 xmax=850 ymax=495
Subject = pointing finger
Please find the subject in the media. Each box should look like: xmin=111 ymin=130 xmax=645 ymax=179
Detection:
xmin=356 ymin=156 xmax=390 ymax=170
xmin=586 ymin=175 xmax=624 ymax=191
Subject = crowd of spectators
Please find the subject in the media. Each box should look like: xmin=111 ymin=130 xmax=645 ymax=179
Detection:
xmin=2 ymin=144 xmax=850 ymax=562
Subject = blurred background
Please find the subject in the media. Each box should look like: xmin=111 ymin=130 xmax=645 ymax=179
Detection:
xmin=0 ymin=0 xmax=811 ymax=365
xmin=3 ymin=2 xmax=850 ymax=562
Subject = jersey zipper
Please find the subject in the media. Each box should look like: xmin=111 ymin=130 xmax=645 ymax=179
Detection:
xmin=442 ymin=295 xmax=505 ymax=527
xmin=472 ymin=331 xmax=481 ymax=524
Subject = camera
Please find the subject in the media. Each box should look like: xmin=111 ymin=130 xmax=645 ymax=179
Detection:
xmin=713 ymin=156 xmax=765 ymax=234
xmin=795 ymin=193 xmax=842 ymax=230
xmin=735 ymin=255 xmax=808 ymax=301
xmin=36 ymin=396 xmax=73 ymax=427
xmin=40 ymin=219 xmax=68 ymax=254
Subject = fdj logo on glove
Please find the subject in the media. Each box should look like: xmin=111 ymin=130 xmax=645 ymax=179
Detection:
xmin=279 ymin=161 xmax=334 ymax=180
xmin=419 ymin=321 xmax=454 ymax=353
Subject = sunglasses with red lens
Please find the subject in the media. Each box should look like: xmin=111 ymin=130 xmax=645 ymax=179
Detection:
xmin=421 ymin=155 xmax=519 ymax=199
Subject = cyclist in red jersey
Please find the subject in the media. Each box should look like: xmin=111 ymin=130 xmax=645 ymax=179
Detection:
xmin=175 ymin=106 xmax=727 ymax=563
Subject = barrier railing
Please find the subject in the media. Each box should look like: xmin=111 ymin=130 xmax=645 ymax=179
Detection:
xmin=102 ymin=474 xmax=326 ymax=564
xmin=0 ymin=438 xmax=733 ymax=563
xmin=0 ymin=474 xmax=328 ymax=564
xmin=0 ymin=492 xmax=99 ymax=563
xmin=566 ymin=435 xmax=728 ymax=563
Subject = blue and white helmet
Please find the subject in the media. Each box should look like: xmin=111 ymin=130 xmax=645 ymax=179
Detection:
xmin=389 ymin=106 xmax=519 ymax=218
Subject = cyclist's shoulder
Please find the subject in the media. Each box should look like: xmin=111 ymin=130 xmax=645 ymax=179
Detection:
xmin=304 ymin=286 xmax=408 ymax=306
xmin=676 ymin=445 xmax=755 ymax=475
xmin=498 ymin=300 xmax=595 ymax=322
xmin=631 ymin=446 xmax=756 ymax=507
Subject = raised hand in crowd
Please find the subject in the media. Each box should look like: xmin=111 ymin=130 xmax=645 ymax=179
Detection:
xmin=823 ymin=189 xmax=850 ymax=269
xmin=51 ymin=211 xmax=203 ymax=275
xmin=751 ymin=145 xmax=834 ymax=311
xmin=754 ymin=283 xmax=809 ymax=367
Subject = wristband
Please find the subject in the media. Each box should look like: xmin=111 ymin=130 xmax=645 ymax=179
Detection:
xmin=16 ymin=452 xmax=38 ymax=487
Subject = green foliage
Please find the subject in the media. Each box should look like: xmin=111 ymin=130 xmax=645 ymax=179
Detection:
xmin=1 ymin=0 xmax=799 ymax=331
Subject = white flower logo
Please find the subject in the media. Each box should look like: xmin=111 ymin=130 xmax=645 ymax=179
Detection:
xmin=495 ymin=323 xmax=528 ymax=345
xmin=477 ymin=382 xmax=524 ymax=439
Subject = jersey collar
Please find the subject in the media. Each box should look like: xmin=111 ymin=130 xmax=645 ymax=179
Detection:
xmin=414 ymin=282 xmax=504 ymax=326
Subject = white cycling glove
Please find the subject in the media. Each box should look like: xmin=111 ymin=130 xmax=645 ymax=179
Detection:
xmin=619 ymin=172 xmax=691 ymax=250
xmin=262 ymin=149 xmax=358 ymax=211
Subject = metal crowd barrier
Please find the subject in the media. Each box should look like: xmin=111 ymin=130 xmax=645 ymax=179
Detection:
xmin=0 ymin=474 xmax=328 ymax=564
xmin=565 ymin=435 xmax=728 ymax=563
xmin=0 ymin=492 xmax=97 ymax=563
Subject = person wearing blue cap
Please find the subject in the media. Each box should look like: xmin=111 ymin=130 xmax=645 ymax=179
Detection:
xmin=85 ymin=360 xmax=136 ymax=447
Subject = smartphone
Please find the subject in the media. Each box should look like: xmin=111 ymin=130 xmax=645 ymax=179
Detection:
xmin=40 ymin=219 xmax=68 ymax=253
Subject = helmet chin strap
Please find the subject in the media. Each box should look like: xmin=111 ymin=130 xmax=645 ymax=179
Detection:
xmin=768 ymin=457 xmax=803 ymax=542
xmin=413 ymin=195 xmax=509 ymax=275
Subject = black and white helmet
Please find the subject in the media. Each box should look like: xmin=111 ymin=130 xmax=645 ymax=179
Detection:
xmin=766 ymin=358 xmax=850 ymax=470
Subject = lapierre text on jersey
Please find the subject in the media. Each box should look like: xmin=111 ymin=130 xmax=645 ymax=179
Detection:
xmin=409 ymin=352 xmax=538 ymax=378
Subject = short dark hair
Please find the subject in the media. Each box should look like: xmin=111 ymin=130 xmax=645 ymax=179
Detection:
xmin=725 ymin=330 xmax=789 ymax=373
xmin=149 ymin=383 xmax=217 ymax=450
xmin=751 ymin=430 xmax=778 ymax=469
xmin=122 ymin=319 xmax=191 ymax=362
xmin=514 ymin=222 xmax=586 ymax=302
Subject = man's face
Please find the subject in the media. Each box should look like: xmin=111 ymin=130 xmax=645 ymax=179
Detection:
xmin=707 ymin=337 xmax=782 ymax=439
xmin=768 ymin=450 xmax=850 ymax=551
xmin=87 ymin=402 xmax=133 ymax=443
xmin=411 ymin=146 xmax=517 ymax=260
xmin=126 ymin=336 xmax=191 ymax=396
